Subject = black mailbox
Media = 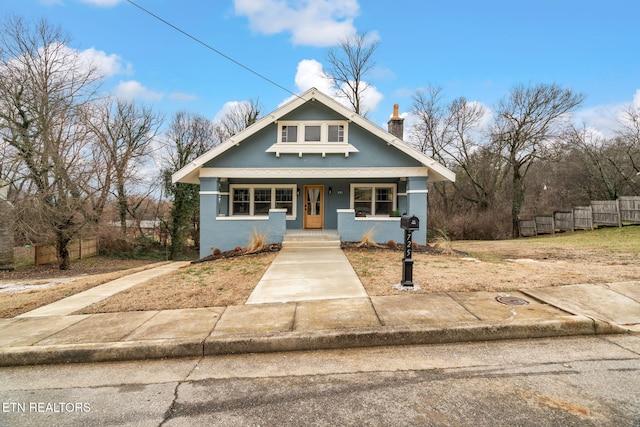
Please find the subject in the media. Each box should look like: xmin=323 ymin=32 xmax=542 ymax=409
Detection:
xmin=400 ymin=214 xmax=420 ymax=231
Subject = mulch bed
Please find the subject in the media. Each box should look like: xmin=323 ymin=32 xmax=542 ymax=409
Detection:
xmin=341 ymin=241 xmax=465 ymax=255
xmin=191 ymin=242 xmax=463 ymax=265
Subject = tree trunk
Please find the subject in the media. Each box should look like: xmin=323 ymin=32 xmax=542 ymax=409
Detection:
xmin=511 ymin=166 xmax=526 ymax=238
xmin=56 ymin=234 xmax=71 ymax=270
xmin=117 ymin=181 xmax=128 ymax=235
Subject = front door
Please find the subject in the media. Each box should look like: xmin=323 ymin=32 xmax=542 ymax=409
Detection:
xmin=303 ymin=185 xmax=324 ymax=229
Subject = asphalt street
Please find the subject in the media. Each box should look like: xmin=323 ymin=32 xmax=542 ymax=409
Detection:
xmin=1 ymin=334 xmax=638 ymax=426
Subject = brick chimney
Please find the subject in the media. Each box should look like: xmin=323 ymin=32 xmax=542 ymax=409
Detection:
xmin=387 ymin=103 xmax=404 ymax=139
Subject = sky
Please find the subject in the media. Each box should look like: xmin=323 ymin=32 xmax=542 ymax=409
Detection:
xmin=1 ymin=0 xmax=639 ymax=136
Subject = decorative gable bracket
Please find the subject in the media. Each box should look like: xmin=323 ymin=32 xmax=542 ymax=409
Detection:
xmin=265 ymin=143 xmax=359 ymax=158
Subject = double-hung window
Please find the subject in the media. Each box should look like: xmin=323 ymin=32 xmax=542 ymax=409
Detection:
xmin=328 ymin=124 xmax=344 ymax=142
xmin=281 ymin=125 xmax=298 ymax=142
xmin=351 ymin=184 xmax=396 ymax=216
xmin=230 ymin=185 xmax=296 ymax=218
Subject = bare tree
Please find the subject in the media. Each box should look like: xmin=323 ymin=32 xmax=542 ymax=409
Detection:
xmin=611 ymin=105 xmax=640 ymax=194
xmin=0 ymin=16 xmax=102 ymax=269
xmin=87 ymin=98 xmax=162 ymax=234
xmin=411 ymin=87 xmax=502 ymax=211
xmin=491 ymin=83 xmax=584 ymax=237
xmin=213 ymin=99 xmax=261 ymax=144
xmin=162 ymin=111 xmax=215 ymax=260
xmin=563 ymin=125 xmax=619 ymax=200
xmin=325 ymin=31 xmax=379 ymax=116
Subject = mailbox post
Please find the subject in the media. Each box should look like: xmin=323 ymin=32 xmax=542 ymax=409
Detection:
xmin=400 ymin=214 xmax=419 ymax=287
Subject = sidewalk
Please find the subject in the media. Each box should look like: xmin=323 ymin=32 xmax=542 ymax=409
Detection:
xmin=0 ymin=248 xmax=638 ymax=367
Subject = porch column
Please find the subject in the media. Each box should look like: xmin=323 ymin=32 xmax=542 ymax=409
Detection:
xmin=199 ymin=177 xmax=219 ymax=258
xmin=406 ymin=176 xmax=428 ymax=245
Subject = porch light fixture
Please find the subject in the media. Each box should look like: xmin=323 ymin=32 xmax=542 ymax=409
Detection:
xmin=296 ymin=186 xmax=300 ymax=196
xmin=328 ymin=187 xmax=332 ymax=195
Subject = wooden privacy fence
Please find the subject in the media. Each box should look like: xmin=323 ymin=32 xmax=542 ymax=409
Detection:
xmin=519 ymin=196 xmax=640 ymax=237
xmin=33 ymin=237 xmax=98 ymax=266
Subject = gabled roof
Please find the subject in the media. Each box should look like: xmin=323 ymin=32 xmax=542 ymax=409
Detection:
xmin=172 ymin=88 xmax=455 ymax=184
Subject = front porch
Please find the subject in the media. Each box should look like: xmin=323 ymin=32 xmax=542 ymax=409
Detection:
xmin=198 ymin=207 xmax=418 ymax=256
xmin=198 ymin=176 xmax=429 ymax=257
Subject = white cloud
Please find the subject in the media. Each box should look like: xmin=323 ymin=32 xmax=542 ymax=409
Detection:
xmin=234 ymin=0 xmax=360 ymax=47
xmin=294 ymin=59 xmax=332 ymax=93
xmin=3 ymin=42 xmax=131 ymax=83
xmin=287 ymin=58 xmax=383 ymax=115
xmin=467 ymin=100 xmax=494 ymax=130
xmin=633 ymin=89 xmax=640 ymax=109
xmin=357 ymin=81 xmax=384 ymax=115
xmin=573 ymin=103 xmax=624 ymax=138
xmin=78 ymin=47 xmax=133 ymax=78
xmin=114 ymin=80 xmax=163 ymax=101
xmin=213 ymin=100 xmax=245 ymax=122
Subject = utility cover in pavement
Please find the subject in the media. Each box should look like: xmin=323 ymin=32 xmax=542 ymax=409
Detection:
xmin=496 ymin=296 xmax=530 ymax=306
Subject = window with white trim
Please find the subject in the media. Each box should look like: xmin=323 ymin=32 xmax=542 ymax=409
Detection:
xmin=328 ymin=124 xmax=344 ymax=142
xmin=351 ymin=184 xmax=396 ymax=216
xmin=277 ymin=121 xmax=348 ymax=144
xmin=281 ymin=125 xmax=298 ymax=142
xmin=230 ymin=185 xmax=296 ymax=218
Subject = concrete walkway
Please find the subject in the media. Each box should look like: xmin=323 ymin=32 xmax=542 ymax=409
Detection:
xmin=16 ymin=262 xmax=190 ymax=318
xmin=246 ymin=246 xmax=367 ymax=304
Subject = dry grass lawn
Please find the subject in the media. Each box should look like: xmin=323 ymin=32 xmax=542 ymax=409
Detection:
xmin=77 ymin=252 xmax=277 ymax=314
xmin=346 ymin=226 xmax=640 ymax=294
xmin=0 ymin=258 xmax=163 ymax=318
xmin=2 ymin=227 xmax=638 ymax=316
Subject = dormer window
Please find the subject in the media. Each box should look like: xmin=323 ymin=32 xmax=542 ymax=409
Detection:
xmin=268 ymin=120 xmax=358 ymax=157
xmin=277 ymin=121 xmax=349 ymax=144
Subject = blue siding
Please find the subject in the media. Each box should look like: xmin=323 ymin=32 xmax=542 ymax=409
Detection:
xmin=280 ymin=101 xmax=345 ymax=121
xmin=205 ymin=123 xmax=420 ymax=169
xmin=337 ymin=210 xmax=403 ymax=243
xmin=200 ymin=209 xmax=287 ymax=258
xmin=203 ymin=101 xmax=422 ymax=170
xmin=406 ymin=177 xmax=428 ymax=245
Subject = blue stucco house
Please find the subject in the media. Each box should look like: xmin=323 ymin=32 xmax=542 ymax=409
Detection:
xmin=172 ymin=88 xmax=455 ymax=257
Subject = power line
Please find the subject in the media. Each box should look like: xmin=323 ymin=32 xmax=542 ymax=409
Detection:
xmin=124 ymin=0 xmax=300 ymax=99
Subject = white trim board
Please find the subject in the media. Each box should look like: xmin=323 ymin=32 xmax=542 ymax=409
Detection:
xmin=199 ymin=167 xmax=431 ymax=179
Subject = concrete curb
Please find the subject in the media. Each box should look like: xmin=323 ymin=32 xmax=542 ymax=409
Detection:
xmin=205 ymin=316 xmax=624 ymax=355
xmin=0 ymin=338 xmax=203 ymax=367
xmin=0 ymin=315 xmax=628 ymax=367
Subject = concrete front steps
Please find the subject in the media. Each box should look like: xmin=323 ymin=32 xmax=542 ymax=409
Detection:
xmin=282 ymin=230 xmax=341 ymax=248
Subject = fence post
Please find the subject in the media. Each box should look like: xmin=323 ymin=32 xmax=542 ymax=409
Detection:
xmin=570 ymin=209 xmax=575 ymax=232
xmin=616 ymin=199 xmax=622 ymax=228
